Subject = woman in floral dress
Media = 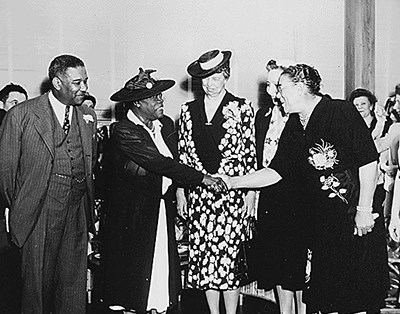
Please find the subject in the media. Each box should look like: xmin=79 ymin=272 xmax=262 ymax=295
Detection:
xmin=223 ymin=64 xmax=389 ymax=314
xmin=176 ymin=49 xmax=257 ymax=314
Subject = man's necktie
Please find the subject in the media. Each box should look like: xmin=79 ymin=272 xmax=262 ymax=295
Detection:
xmin=63 ymin=105 xmax=71 ymax=134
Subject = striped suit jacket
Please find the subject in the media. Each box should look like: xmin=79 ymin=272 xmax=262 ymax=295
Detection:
xmin=0 ymin=92 xmax=97 ymax=247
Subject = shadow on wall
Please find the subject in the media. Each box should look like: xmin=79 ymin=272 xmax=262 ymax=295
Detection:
xmin=40 ymin=77 xmax=52 ymax=95
xmin=256 ymin=80 xmax=273 ymax=111
xmin=179 ymin=77 xmax=204 ymax=101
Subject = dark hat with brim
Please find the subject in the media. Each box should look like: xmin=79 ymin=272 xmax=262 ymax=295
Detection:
xmin=187 ymin=49 xmax=231 ymax=79
xmin=110 ymin=68 xmax=175 ymax=102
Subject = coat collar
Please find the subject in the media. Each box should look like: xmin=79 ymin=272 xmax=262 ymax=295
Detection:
xmin=32 ymin=93 xmax=94 ymax=158
xmin=75 ymin=105 xmax=94 ymax=158
xmin=33 ymin=94 xmax=55 ymax=158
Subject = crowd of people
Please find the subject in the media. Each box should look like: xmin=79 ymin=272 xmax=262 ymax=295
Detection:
xmin=0 ymin=51 xmax=400 ymax=314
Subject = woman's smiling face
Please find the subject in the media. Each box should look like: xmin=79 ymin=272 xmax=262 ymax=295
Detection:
xmin=202 ymin=72 xmax=227 ymax=97
xmin=266 ymin=69 xmax=284 ymax=105
xmin=277 ymin=74 xmax=301 ymax=113
xmin=353 ymin=96 xmax=373 ymax=119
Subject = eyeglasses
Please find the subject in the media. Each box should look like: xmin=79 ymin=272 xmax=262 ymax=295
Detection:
xmin=276 ymin=82 xmax=297 ymax=94
xmin=150 ymin=93 xmax=163 ymax=102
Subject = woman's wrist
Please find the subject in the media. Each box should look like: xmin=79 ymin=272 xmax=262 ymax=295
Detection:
xmin=356 ymin=205 xmax=373 ymax=213
xmin=230 ymin=176 xmax=239 ymax=189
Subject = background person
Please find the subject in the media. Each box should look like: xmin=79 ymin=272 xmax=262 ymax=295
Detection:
xmin=0 ymin=82 xmax=28 ymax=125
xmin=348 ymin=88 xmax=392 ymax=151
xmin=0 ymin=82 xmax=28 ymax=314
xmin=385 ymin=83 xmax=400 ymax=123
xmin=0 ymin=54 xmax=97 ymax=314
xmin=177 ymin=49 xmax=257 ymax=314
xmin=253 ymin=59 xmax=308 ymax=314
xmin=101 ymin=68 xmax=226 ymax=314
xmin=388 ymin=123 xmax=400 ymax=241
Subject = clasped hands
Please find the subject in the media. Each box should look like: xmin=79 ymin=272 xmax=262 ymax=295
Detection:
xmin=202 ymin=174 xmax=231 ymax=193
xmin=177 ymin=174 xmax=256 ymax=219
xmin=353 ymin=210 xmax=379 ymax=237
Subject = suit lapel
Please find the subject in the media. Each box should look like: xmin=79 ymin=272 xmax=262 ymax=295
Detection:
xmin=33 ymin=94 xmax=55 ymax=158
xmin=75 ymin=106 xmax=93 ymax=160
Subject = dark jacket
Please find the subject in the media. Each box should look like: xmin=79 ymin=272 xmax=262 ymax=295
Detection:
xmin=102 ymin=114 xmax=203 ymax=311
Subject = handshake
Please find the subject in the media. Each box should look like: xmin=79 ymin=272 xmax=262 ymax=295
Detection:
xmin=202 ymin=174 xmax=231 ymax=193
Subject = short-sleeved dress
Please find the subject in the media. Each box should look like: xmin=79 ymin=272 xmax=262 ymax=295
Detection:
xmin=178 ymin=91 xmax=257 ymax=290
xmin=300 ymin=95 xmax=389 ymax=313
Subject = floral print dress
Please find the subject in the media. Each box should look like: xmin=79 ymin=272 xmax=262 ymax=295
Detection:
xmin=178 ymin=92 xmax=256 ymax=290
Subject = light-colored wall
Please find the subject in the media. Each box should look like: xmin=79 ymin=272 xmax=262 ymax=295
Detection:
xmin=0 ymin=0 xmax=398 ymax=122
xmin=376 ymin=0 xmax=400 ymax=105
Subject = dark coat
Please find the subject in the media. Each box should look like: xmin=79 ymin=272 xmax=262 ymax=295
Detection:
xmin=102 ymin=114 xmax=203 ymax=312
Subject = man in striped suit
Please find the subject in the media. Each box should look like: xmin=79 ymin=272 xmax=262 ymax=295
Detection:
xmin=0 ymin=54 xmax=97 ymax=313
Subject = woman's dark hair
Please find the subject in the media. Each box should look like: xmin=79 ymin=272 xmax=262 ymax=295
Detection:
xmin=265 ymin=59 xmax=291 ymax=72
xmin=215 ymin=64 xmax=230 ymax=79
xmin=395 ymin=83 xmax=400 ymax=96
xmin=266 ymin=59 xmax=280 ymax=72
xmin=280 ymin=63 xmax=322 ymax=95
xmin=385 ymin=97 xmax=400 ymax=122
xmin=348 ymin=88 xmax=377 ymax=106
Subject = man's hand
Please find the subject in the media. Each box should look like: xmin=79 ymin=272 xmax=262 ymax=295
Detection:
xmin=202 ymin=174 xmax=228 ymax=193
xmin=353 ymin=211 xmax=379 ymax=236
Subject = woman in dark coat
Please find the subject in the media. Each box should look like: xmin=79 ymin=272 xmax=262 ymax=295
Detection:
xmin=102 ymin=68 xmax=225 ymax=314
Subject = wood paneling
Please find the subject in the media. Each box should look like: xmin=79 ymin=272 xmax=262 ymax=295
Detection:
xmin=345 ymin=0 xmax=375 ymax=98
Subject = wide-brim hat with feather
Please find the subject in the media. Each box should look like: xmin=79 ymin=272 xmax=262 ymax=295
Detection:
xmin=110 ymin=68 xmax=175 ymax=102
xmin=187 ymin=49 xmax=232 ymax=79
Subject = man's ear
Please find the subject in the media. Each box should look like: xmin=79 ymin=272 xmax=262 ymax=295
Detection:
xmin=52 ymin=76 xmax=62 ymax=91
xmin=0 ymin=100 xmax=4 ymax=109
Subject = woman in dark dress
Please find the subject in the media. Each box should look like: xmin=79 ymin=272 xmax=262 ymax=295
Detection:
xmin=221 ymin=64 xmax=389 ymax=314
xmin=254 ymin=59 xmax=308 ymax=314
xmin=102 ymin=68 xmax=225 ymax=314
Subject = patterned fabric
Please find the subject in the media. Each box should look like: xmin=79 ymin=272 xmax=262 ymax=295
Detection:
xmin=262 ymin=105 xmax=288 ymax=167
xmin=63 ymin=105 xmax=71 ymax=134
xmin=178 ymin=97 xmax=256 ymax=290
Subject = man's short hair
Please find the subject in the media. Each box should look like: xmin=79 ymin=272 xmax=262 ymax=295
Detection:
xmin=48 ymin=54 xmax=85 ymax=81
xmin=0 ymin=82 xmax=28 ymax=104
